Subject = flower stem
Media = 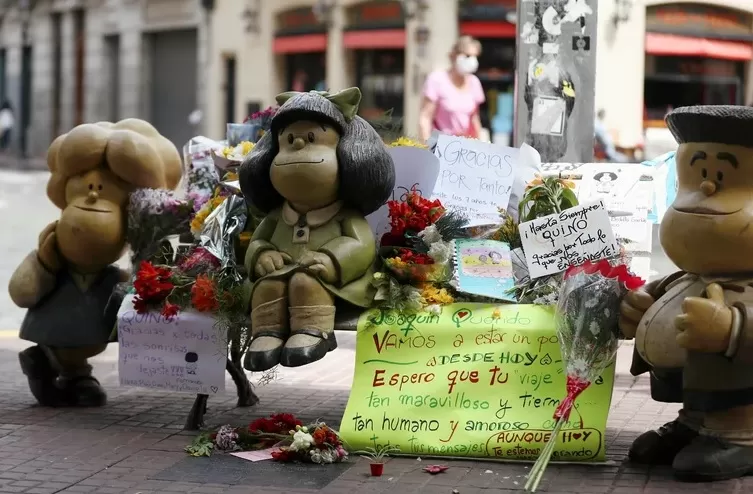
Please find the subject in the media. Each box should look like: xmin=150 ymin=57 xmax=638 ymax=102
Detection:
xmin=525 ymin=417 xmax=565 ymax=492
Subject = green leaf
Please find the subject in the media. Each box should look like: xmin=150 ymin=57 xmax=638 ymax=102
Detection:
xmin=560 ymin=187 xmax=579 ymax=208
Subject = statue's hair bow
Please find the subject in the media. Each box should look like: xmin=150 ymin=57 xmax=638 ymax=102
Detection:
xmin=275 ymin=87 xmax=362 ymax=122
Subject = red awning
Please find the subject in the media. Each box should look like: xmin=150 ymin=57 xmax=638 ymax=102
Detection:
xmin=460 ymin=21 xmax=515 ymax=39
xmin=273 ymin=34 xmax=327 ymax=54
xmin=343 ymin=29 xmax=406 ymax=49
xmin=645 ymin=33 xmax=752 ymax=61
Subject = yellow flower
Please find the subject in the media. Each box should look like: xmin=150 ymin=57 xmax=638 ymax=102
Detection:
xmin=386 ymin=257 xmax=408 ymax=269
xmin=492 ymin=309 xmax=501 ymax=320
xmin=420 ymin=284 xmax=454 ymax=305
xmin=190 ymin=196 xmax=227 ymax=234
xmin=388 ymin=136 xmax=428 ymax=149
xmin=224 ymin=171 xmax=239 ymax=181
xmin=221 ymin=146 xmax=234 ymax=158
xmin=240 ymin=141 xmax=254 ymax=155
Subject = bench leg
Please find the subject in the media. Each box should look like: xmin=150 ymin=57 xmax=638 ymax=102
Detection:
xmin=227 ymin=358 xmax=259 ymax=407
xmin=185 ymin=394 xmax=209 ymax=430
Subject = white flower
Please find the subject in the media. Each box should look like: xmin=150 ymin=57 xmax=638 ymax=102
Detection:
xmin=418 ymin=225 xmax=442 ymax=245
xmin=289 ymin=430 xmax=314 ymax=452
xmin=567 ymin=358 xmax=590 ymax=379
xmin=426 ymin=304 xmax=442 ymax=316
xmin=428 ymin=242 xmax=451 ymax=264
xmin=589 ymin=320 xmax=601 ymax=336
xmin=320 ymin=449 xmax=337 ymax=464
xmin=310 ymin=450 xmax=323 ymax=464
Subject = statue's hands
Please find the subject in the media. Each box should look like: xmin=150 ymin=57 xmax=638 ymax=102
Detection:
xmin=618 ymin=289 xmax=655 ymax=339
xmin=255 ymin=250 xmax=293 ymax=278
xmin=675 ymin=283 xmax=733 ymax=354
xmin=299 ymin=251 xmax=337 ymax=284
xmin=37 ymin=221 xmax=61 ymax=273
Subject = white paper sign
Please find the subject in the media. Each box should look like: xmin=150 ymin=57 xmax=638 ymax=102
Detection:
xmin=367 ymin=146 xmax=440 ymax=238
xmin=432 ymin=134 xmax=518 ymax=226
xmin=576 ymin=164 xmax=645 ymax=202
xmin=519 ymin=200 xmax=619 ymax=279
xmin=117 ymin=295 xmax=228 ymax=394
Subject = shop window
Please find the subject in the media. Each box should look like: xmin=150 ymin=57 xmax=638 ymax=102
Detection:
xmin=285 ymin=53 xmax=326 ymax=92
xmin=356 ymin=49 xmax=404 ymax=127
xmin=644 ymin=56 xmax=744 ymax=122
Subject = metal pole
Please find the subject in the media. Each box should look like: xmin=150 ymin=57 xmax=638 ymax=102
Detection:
xmin=514 ymin=0 xmax=598 ymax=163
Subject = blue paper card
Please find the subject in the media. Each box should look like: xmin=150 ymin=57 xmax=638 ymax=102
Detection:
xmin=454 ymin=239 xmax=516 ymax=302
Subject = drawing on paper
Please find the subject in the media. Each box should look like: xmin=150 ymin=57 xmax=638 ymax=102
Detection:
xmin=454 ymin=239 xmax=516 ymax=301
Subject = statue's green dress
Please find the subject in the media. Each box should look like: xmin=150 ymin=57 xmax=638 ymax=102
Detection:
xmin=244 ymin=201 xmax=377 ymax=307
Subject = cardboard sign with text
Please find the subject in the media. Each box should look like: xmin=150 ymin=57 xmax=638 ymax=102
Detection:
xmin=432 ymin=134 xmax=518 ymax=226
xmin=519 ymin=200 xmax=619 ymax=279
xmin=117 ymin=295 xmax=228 ymax=394
xmin=340 ymin=304 xmax=614 ymax=461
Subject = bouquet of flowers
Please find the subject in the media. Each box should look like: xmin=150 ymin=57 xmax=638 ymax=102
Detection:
xmin=271 ymin=422 xmax=348 ymax=464
xmin=524 ymin=259 xmax=644 ymax=492
xmin=219 ymin=140 xmax=254 ymax=161
xmin=131 ymin=255 xmax=246 ymax=322
xmin=127 ymin=188 xmax=195 ymax=267
xmin=371 ymin=188 xmax=467 ymax=313
xmin=186 ymin=413 xmax=303 ymax=456
xmin=186 ymin=413 xmax=348 ymax=464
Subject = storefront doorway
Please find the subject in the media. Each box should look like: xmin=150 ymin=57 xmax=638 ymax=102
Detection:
xmin=643 ymin=4 xmax=752 ymax=128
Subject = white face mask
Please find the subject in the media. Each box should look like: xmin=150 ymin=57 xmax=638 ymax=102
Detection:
xmin=455 ymin=55 xmax=479 ymax=75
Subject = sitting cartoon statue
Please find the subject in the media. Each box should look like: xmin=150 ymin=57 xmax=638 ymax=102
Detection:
xmin=8 ymin=119 xmax=182 ymax=407
xmin=619 ymin=105 xmax=753 ymax=481
xmin=239 ymin=88 xmax=395 ymax=371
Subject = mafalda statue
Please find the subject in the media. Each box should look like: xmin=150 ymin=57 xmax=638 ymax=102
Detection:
xmin=239 ymin=88 xmax=395 ymax=371
xmin=620 ymin=105 xmax=753 ymax=481
xmin=8 ymin=119 xmax=182 ymax=407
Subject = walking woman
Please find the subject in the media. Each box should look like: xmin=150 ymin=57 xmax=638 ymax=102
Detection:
xmin=419 ymin=36 xmax=485 ymax=142
xmin=0 ymin=100 xmax=15 ymax=151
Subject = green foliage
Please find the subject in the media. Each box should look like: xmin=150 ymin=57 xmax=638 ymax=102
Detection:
xmin=356 ymin=444 xmax=401 ymax=463
xmin=185 ymin=434 xmax=214 ymax=457
xmin=518 ymin=177 xmax=579 ymax=223
xmin=434 ymin=210 xmax=470 ymax=241
xmin=367 ymin=108 xmax=405 ymax=143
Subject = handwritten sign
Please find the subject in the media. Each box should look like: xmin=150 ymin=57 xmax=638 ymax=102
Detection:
xmin=117 ymin=295 xmax=228 ymax=394
xmin=340 ymin=304 xmax=614 ymax=461
xmin=519 ymin=200 xmax=619 ymax=279
xmin=432 ymin=134 xmax=518 ymax=226
xmin=367 ymin=146 xmax=440 ymax=238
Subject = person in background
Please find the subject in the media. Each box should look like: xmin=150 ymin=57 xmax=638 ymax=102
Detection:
xmin=594 ymin=109 xmax=628 ymax=162
xmin=419 ymin=36 xmax=485 ymax=142
xmin=0 ymin=100 xmax=14 ymax=151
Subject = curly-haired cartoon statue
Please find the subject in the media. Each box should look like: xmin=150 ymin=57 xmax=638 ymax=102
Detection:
xmin=239 ymin=88 xmax=396 ymax=371
xmin=8 ymin=119 xmax=182 ymax=407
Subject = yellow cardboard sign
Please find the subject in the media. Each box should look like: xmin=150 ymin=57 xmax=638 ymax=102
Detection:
xmin=340 ymin=304 xmax=615 ymax=461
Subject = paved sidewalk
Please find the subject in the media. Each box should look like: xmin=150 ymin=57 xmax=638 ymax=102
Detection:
xmin=0 ymin=156 xmax=47 ymax=171
xmin=0 ymin=337 xmax=749 ymax=494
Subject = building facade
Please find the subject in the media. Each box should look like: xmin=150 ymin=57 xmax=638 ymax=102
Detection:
xmin=1 ymin=0 xmax=207 ymax=157
xmin=206 ymin=0 xmax=516 ymax=143
xmin=209 ymin=0 xmax=753 ymax=153
xmin=4 ymin=0 xmax=753 ymax=158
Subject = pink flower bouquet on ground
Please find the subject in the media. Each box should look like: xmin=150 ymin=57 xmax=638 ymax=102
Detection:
xmin=525 ymin=260 xmax=644 ymax=492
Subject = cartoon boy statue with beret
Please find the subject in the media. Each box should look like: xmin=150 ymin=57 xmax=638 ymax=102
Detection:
xmin=620 ymin=105 xmax=753 ymax=481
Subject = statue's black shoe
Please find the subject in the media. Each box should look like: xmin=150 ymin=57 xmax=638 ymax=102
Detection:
xmin=629 ymin=420 xmax=699 ymax=465
xmin=673 ymin=435 xmax=753 ymax=482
